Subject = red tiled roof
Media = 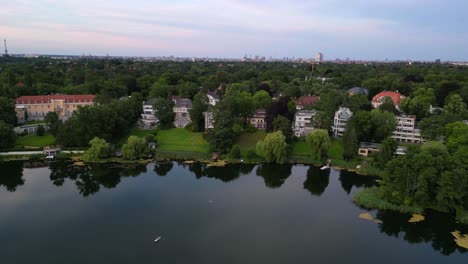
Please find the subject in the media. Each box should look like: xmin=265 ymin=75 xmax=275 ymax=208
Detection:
xmin=16 ymin=94 xmax=95 ymax=104
xmin=372 ymin=91 xmax=406 ymax=106
xmin=296 ymin=96 xmax=320 ymax=107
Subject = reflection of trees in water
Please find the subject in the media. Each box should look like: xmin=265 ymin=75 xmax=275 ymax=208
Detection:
xmin=0 ymin=161 xmax=25 ymax=192
xmin=376 ymin=210 xmax=468 ymax=256
xmin=338 ymin=170 xmax=377 ymax=194
xmin=154 ymin=162 xmax=174 ymax=176
xmin=303 ymin=166 xmax=329 ymax=196
xmin=256 ymin=163 xmax=292 ymax=188
xmin=49 ymin=161 xmax=147 ymax=196
xmin=186 ymin=162 xmax=255 ymax=182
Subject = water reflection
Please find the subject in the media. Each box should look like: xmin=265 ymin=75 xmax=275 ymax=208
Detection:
xmin=338 ymin=170 xmax=377 ymax=194
xmin=0 ymin=161 xmax=24 ymax=192
xmin=49 ymin=161 xmax=147 ymax=196
xmin=256 ymin=163 xmax=292 ymax=188
xmin=376 ymin=210 xmax=468 ymax=255
xmin=154 ymin=161 xmax=173 ymax=176
xmin=183 ymin=162 xmax=255 ymax=182
xmin=303 ymin=166 xmax=329 ymax=196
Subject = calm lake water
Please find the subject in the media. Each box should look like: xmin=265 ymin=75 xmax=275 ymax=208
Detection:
xmin=0 ymin=160 xmax=467 ymax=264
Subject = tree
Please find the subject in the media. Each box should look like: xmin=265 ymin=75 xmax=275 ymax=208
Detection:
xmin=189 ymin=93 xmax=208 ymax=132
xmin=444 ymin=94 xmax=466 ymax=115
xmin=82 ymin=137 xmax=111 ymax=162
xmin=370 ymin=109 xmax=397 ymax=142
xmin=36 ymin=125 xmax=45 ymax=136
xmin=229 ymin=145 xmax=241 ymax=159
xmin=0 ymin=97 xmax=17 ymax=125
xmin=305 ymin=129 xmax=331 ymax=161
xmin=252 ymin=90 xmax=272 ymax=109
xmin=153 ymin=98 xmax=175 ymax=129
xmin=346 ymin=94 xmax=371 ymax=113
xmin=256 ymin=131 xmax=288 ymax=164
xmin=44 ymin=112 xmax=61 ymax=136
xmin=346 ymin=111 xmax=372 ymax=142
xmin=122 ymin=136 xmax=149 ymax=160
xmin=379 ymin=96 xmax=397 ymax=113
xmin=399 ymin=88 xmax=434 ymax=120
xmin=272 ymin=115 xmax=293 ymax=143
xmin=376 ymin=137 xmax=398 ymax=168
xmin=0 ymin=121 xmax=16 ymax=149
xmin=343 ymin=127 xmax=358 ymax=160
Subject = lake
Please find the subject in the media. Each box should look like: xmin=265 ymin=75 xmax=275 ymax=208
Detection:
xmin=0 ymin=160 xmax=467 ymax=263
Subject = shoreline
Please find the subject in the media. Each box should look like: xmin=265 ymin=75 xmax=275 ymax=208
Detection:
xmin=0 ymin=152 xmax=380 ymax=176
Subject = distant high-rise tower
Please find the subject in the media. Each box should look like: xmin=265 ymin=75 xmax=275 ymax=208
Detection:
xmin=3 ymin=39 xmax=9 ymax=57
xmin=314 ymin=52 xmax=323 ymax=63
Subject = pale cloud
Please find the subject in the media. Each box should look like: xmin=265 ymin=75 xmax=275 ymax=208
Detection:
xmin=0 ymin=0 xmax=467 ymax=59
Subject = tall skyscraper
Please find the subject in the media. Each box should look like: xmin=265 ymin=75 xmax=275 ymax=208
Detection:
xmin=314 ymin=52 xmax=323 ymax=63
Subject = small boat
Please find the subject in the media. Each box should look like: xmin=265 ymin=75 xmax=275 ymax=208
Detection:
xmin=320 ymin=165 xmax=329 ymax=170
xmin=154 ymin=236 xmax=161 ymax=242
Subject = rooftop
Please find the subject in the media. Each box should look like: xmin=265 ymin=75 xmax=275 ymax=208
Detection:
xmin=16 ymin=94 xmax=95 ymax=104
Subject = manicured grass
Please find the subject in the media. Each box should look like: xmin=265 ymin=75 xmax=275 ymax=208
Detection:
xmin=16 ymin=133 xmax=56 ymax=147
xmin=290 ymin=141 xmax=311 ymax=157
xmin=157 ymin=128 xmax=209 ymax=153
xmin=234 ymin=131 xmax=267 ymax=153
xmin=327 ymin=140 xmax=344 ymax=160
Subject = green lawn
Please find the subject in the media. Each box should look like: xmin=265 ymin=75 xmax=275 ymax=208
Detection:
xmin=16 ymin=133 xmax=56 ymax=147
xmin=234 ymin=131 xmax=267 ymax=153
xmin=157 ymin=128 xmax=209 ymax=153
xmin=290 ymin=141 xmax=311 ymax=157
xmin=327 ymin=140 xmax=344 ymax=160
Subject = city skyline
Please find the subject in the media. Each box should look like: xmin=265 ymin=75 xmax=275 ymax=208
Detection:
xmin=2 ymin=0 xmax=468 ymax=60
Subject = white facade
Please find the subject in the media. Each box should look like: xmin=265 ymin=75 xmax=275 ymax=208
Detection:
xmin=173 ymin=99 xmax=193 ymax=128
xmin=315 ymin=52 xmax=323 ymax=63
xmin=140 ymin=99 xmax=158 ymax=129
xmin=332 ymin=107 xmax=353 ymax=137
xmin=293 ymin=110 xmax=317 ymax=137
xmin=250 ymin=109 xmax=267 ymax=130
xmin=391 ymin=115 xmax=423 ymax=143
xmin=204 ymin=111 xmax=214 ymax=129
xmin=207 ymin=92 xmax=220 ymax=106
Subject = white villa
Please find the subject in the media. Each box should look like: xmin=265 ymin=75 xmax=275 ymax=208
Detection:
xmin=140 ymin=98 xmax=158 ymax=129
xmin=173 ymin=98 xmax=193 ymax=128
xmin=332 ymin=107 xmax=353 ymax=137
xmin=392 ymin=115 xmax=423 ymax=143
xmin=207 ymin=91 xmax=220 ymax=106
xmin=293 ymin=110 xmax=317 ymax=137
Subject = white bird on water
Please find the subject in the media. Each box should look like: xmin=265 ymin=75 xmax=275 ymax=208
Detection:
xmin=154 ymin=236 xmax=161 ymax=242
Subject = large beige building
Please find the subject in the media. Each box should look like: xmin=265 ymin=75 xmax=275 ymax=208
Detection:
xmin=15 ymin=94 xmax=95 ymax=122
xmin=392 ymin=115 xmax=423 ymax=143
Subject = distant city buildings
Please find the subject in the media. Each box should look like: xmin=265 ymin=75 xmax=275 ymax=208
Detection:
xmin=332 ymin=107 xmax=353 ymax=137
xmin=15 ymin=94 xmax=95 ymax=122
xmin=315 ymin=52 xmax=323 ymax=63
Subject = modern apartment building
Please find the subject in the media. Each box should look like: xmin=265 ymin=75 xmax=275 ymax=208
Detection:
xmin=293 ymin=110 xmax=317 ymax=137
xmin=392 ymin=115 xmax=423 ymax=143
xmin=332 ymin=107 xmax=353 ymax=137
xmin=140 ymin=98 xmax=158 ymax=129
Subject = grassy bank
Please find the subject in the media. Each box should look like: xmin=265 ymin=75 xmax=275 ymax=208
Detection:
xmin=16 ymin=134 xmax=56 ymax=147
xmin=235 ymin=131 xmax=266 ymax=154
xmin=157 ymin=128 xmax=209 ymax=153
xmin=353 ymin=187 xmax=424 ymax=213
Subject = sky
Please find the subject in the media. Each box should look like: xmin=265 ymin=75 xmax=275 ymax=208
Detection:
xmin=1 ymin=0 xmax=468 ymax=60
